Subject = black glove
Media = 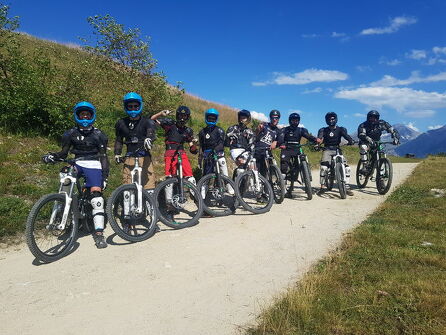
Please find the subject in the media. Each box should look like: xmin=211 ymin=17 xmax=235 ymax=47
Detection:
xmin=42 ymin=153 xmax=56 ymax=164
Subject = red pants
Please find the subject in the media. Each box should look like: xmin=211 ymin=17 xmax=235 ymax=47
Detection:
xmin=164 ymin=150 xmax=193 ymax=177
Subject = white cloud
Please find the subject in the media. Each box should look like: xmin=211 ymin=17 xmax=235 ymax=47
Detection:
xmin=370 ymin=71 xmax=446 ymax=87
xmin=360 ymin=16 xmax=417 ymax=35
xmin=335 ymin=86 xmax=446 ymax=112
xmin=386 ymin=59 xmax=402 ymax=66
xmin=331 ymin=32 xmax=346 ymax=38
xmin=405 ymin=110 xmax=436 ymax=118
xmin=302 ymin=87 xmax=323 ymax=94
xmin=251 ymin=82 xmax=267 ymax=87
xmin=301 ymin=33 xmax=319 ymax=38
xmin=250 ymin=111 xmax=269 ymax=122
xmin=406 ymin=49 xmax=427 ymax=60
xmin=353 ymin=113 xmax=365 ymax=117
xmin=356 ymin=65 xmax=372 ymax=72
xmin=428 ymin=125 xmax=443 ymax=130
xmin=253 ymin=69 xmax=348 ymax=86
xmin=405 ymin=122 xmax=419 ymax=132
xmin=433 ymin=46 xmax=446 ymax=55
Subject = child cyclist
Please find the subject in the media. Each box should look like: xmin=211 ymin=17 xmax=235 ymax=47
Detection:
xmin=198 ymin=108 xmax=228 ymax=176
xmin=151 ymin=106 xmax=198 ymax=185
xmin=225 ymin=109 xmax=255 ymax=177
xmin=42 ymin=102 xmax=109 ymax=249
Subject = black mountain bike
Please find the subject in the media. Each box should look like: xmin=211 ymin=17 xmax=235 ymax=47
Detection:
xmin=197 ymin=150 xmax=238 ymax=217
xmin=261 ymin=149 xmax=285 ymax=204
xmin=283 ymin=142 xmax=313 ymax=200
xmin=153 ymin=149 xmax=204 ymax=229
xmin=106 ymin=147 xmax=158 ymax=242
xmin=356 ymin=141 xmax=394 ymax=195
xmin=26 ymin=158 xmax=98 ymax=263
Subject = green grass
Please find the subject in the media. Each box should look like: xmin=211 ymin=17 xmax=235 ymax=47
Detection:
xmin=247 ymin=156 xmax=446 ymax=335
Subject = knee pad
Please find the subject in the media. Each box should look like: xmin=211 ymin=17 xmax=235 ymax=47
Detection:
xmin=90 ymin=195 xmax=105 ymax=231
xmin=217 ymin=157 xmax=229 ymax=176
xmin=320 ymin=165 xmax=328 ymax=185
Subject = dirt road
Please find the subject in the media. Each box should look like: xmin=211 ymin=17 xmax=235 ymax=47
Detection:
xmin=0 ymin=163 xmax=418 ymax=335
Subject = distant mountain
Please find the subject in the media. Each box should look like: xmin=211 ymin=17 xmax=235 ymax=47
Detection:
xmin=349 ymin=124 xmax=421 ymax=154
xmin=395 ymin=125 xmax=446 ymax=158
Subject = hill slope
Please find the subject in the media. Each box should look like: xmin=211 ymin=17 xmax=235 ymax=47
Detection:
xmin=395 ymin=125 xmax=446 ymax=158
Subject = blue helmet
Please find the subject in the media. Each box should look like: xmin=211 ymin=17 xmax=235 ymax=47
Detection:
xmin=123 ymin=92 xmax=143 ymax=118
xmin=205 ymin=108 xmax=219 ymax=126
xmin=73 ymin=101 xmax=96 ymax=127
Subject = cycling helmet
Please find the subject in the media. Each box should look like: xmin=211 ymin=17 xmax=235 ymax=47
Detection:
xmin=325 ymin=112 xmax=338 ymax=126
xmin=123 ymin=92 xmax=143 ymax=118
xmin=205 ymin=108 xmax=219 ymax=126
xmin=269 ymin=109 xmax=281 ymax=120
xmin=367 ymin=110 xmax=380 ymax=124
xmin=289 ymin=113 xmax=300 ymax=127
xmin=176 ymin=105 xmax=191 ymax=125
xmin=238 ymin=109 xmax=251 ymax=125
xmin=73 ymin=101 xmax=96 ymax=127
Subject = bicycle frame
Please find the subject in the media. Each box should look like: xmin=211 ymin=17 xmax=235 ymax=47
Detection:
xmin=366 ymin=141 xmax=392 ymax=178
xmin=129 ymin=156 xmax=144 ymax=214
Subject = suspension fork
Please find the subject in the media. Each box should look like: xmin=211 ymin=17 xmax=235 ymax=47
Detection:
xmin=178 ymin=152 xmax=185 ymax=198
xmin=131 ymin=157 xmax=144 ymax=214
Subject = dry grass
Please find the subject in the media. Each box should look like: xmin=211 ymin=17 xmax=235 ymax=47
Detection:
xmin=248 ymin=156 xmax=446 ymax=335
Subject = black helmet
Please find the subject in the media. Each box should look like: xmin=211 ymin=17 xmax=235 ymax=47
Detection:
xmin=325 ymin=112 xmax=338 ymax=126
xmin=367 ymin=110 xmax=380 ymax=124
xmin=269 ymin=109 xmax=281 ymax=120
xmin=289 ymin=113 xmax=300 ymax=127
xmin=238 ymin=109 xmax=251 ymax=125
xmin=176 ymin=105 xmax=191 ymax=125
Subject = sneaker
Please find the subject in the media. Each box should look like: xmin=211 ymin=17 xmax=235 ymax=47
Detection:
xmin=346 ymin=188 xmax=354 ymax=196
xmin=93 ymin=233 xmax=108 ymax=249
xmin=317 ymin=187 xmax=327 ymax=195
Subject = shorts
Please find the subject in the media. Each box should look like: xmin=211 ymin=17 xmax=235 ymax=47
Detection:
xmin=75 ymin=161 xmax=103 ymax=188
xmin=164 ymin=150 xmax=193 ymax=177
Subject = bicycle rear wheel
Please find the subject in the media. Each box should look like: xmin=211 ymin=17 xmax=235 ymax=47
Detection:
xmin=269 ymin=165 xmax=285 ymax=204
xmin=356 ymin=159 xmax=369 ymax=188
xmin=335 ymin=160 xmax=347 ymax=199
xmin=106 ymin=184 xmax=158 ymax=242
xmin=26 ymin=193 xmax=78 ymax=263
xmin=198 ymin=174 xmax=238 ymax=217
xmin=235 ymin=170 xmax=274 ymax=214
xmin=376 ymin=158 xmax=393 ymax=195
xmin=300 ymin=161 xmax=313 ymax=200
xmin=154 ymin=177 xmax=204 ymax=229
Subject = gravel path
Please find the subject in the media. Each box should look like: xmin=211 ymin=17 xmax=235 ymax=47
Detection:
xmin=0 ymin=163 xmax=418 ymax=335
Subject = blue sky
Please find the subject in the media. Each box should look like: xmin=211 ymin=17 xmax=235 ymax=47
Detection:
xmin=9 ymin=0 xmax=446 ymax=134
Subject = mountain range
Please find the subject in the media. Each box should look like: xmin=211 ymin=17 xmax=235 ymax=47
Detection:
xmin=395 ymin=125 xmax=446 ymax=158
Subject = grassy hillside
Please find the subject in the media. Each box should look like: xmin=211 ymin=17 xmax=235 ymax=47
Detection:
xmin=248 ymin=156 xmax=446 ymax=335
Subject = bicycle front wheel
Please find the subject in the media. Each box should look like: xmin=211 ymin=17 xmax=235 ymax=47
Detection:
xmin=376 ymin=158 xmax=393 ymax=195
xmin=269 ymin=165 xmax=285 ymax=204
xmin=106 ymin=184 xmax=158 ymax=242
xmin=300 ymin=161 xmax=313 ymax=200
xmin=335 ymin=160 xmax=347 ymax=199
xmin=26 ymin=193 xmax=78 ymax=263
xmin=356 ymin=159 xmax=369 ymax=188
xmin=198 ymin=174 xmax=238 ymax=217
xmin=235 ymin=170 xmax=274 ymax=214
xmin=154 ymin=177 xmax=204 ymax=229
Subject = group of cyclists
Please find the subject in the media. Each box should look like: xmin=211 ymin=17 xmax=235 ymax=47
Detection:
xmin=41 ymin=92 xmax=401 ymax=249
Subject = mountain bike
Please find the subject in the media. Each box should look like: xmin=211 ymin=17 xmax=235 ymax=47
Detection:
xmin=26 ymin=157 xmax=99 ymax=263
xmin=153 ymin=148 xmax=204 ymax=229
xmin=234 ymin=150 xmax=274 ymax=214
xmin=261 ymin=149 xmax=285 ymax=204
xmin=197 ymin=150 xmax=238 ymax=217
xmin=356 ymin=141 xmax=394 ymax=194
xmin=106 ymin=148 xmax=158 ymax=242
xmin=282 ymin=142 xmax=313 ymax=200
xmin=321 ymin=146 xmax=351 ymax=199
